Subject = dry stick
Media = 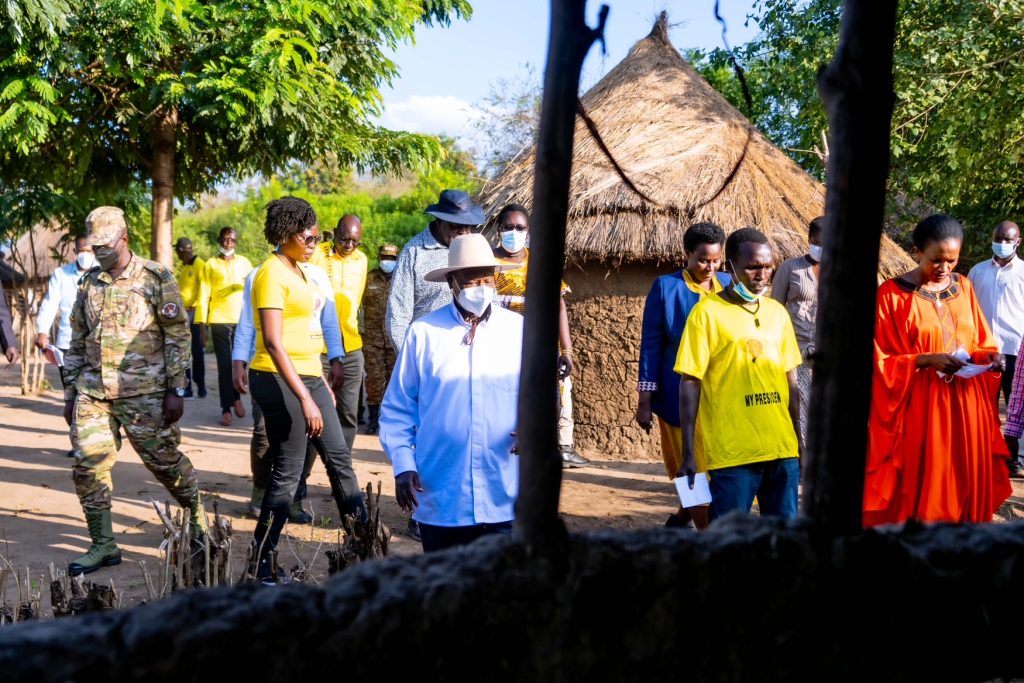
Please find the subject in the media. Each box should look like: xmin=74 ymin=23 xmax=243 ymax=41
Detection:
xmin=138 ymin=561 xmax=158 ymax=602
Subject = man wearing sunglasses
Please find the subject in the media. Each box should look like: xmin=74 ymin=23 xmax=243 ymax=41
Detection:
xmin=311 ymin=214 xmax=367 ymax=452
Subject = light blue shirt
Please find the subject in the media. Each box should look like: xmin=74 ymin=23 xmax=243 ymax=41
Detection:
xmin=232 ymin=263 xmax=345 ymax=364
xmin=36 ymin=262 xmax=89 ymax=349
xmin=380 ymin=302 xmax=523 ymax=527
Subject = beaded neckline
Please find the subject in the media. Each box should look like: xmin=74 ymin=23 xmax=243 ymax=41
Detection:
xmin=894 ymin=273 xmax=960 ymax=302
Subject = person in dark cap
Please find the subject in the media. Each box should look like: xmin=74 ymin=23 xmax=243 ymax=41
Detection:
xmin=364 ymin=243 xmax=400 ymax=435
xmin=174 ymin=237 xmax=208 ymax=398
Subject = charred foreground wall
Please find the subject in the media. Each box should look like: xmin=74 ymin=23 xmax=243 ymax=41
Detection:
xmin=2 ymin=515 xmax=1023 ymax=682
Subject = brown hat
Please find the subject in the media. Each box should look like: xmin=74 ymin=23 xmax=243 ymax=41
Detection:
xmin=379 ymin=243 xmax=399 ymax=258
xmin=84 ymin=207 xmax=127 ymax=246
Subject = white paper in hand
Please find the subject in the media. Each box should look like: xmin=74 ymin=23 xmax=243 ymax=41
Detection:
xmin=43 ymin=344 xmax=64 ymax=367
xmin=954 ymin=363 xmax=991 ymax=379
xmin=674 ymin=473 xmax=712 ymax=508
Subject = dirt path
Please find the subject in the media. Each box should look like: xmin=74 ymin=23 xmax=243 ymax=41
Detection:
xmin=0 ymin=358 xmax=681 ymax=611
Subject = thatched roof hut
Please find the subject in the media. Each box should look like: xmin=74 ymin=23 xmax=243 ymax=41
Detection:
xmin=12 ymin=222 xmax=74 ymax=283
xmin=477 ymin=14 xmax=914 ymax=459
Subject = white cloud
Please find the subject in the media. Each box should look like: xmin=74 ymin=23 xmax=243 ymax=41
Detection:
xmin=379 ymin=95 xmax=484 ymax=142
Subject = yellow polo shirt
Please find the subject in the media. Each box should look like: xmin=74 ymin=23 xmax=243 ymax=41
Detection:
xmin=176 ymin=256 xmax=206 ymax=315
xmin=250 ymin=255 xmax=326 ymax=377
xmin=201 ymin=254 xmax=253 ymax=324
xmin=310 ymin=243 xmax=366 ymax=353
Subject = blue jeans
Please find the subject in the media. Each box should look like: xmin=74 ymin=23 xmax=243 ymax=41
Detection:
xmin=418 ymin=521 xmax=513 ymax=553
xmin=708 ymin=458 xmax=800 ymax=521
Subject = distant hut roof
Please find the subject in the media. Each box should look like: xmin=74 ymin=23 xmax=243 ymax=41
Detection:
xmin=477 ymin=13 xmax=914 ymax=276
xmin=12 ymin=221 xmax=74 ymax=282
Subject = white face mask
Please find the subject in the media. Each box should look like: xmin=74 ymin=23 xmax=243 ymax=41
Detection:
xmin=380 ymin=260 xmax=397 ymax=274
xmin=219 ymin=247 xmax=235 ymax=257
xmin=457 ymin=285 xmax=493 ymax=317
xmin=808 ymin=244 xmax=823 ymax=262
xmin=76 ymin=252 xmax=96 ymax=270
xmin=500 ymin=229 xmax=528 ymax=253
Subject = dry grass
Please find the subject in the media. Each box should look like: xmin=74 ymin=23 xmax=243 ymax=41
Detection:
xmin=476 ymin=14 xmax=914 ymax=277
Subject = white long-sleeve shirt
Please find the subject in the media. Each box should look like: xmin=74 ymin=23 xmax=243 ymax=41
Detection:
xmin=968 ymin=255 xmax=1024 ymax=355
xmin=36 ymin=262 xmax=89 ymax=349
xmin=232 ymin=263 xmax=345 ymax=364
xmin=380 ymin=302 xmax=523 ymax=527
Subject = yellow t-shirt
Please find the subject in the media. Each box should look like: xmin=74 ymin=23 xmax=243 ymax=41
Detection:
xmin=675 ymin=293 xmax=802 ymax=470
xmin=176 ymin=256 xmax=206 ymax=312
xmin=250 ymin=255 xmax=326 ymax=377
xmin=494 ymin=248 xmax=569 ymax=314
xmin=202 ymin=255 xmax=253 ymax=324
xmin=310 ymin=244 xmax=366 ymax=353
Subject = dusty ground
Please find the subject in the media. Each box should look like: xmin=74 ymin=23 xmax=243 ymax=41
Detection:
xmin=0 ymin=358 xmax=682 ymax=612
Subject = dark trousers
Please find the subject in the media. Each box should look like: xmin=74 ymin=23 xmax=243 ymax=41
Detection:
xmin=249 ymin=370 xmax=365 ymax=555
xmin=250 ymin=399 xmax=317 ymax=502
xmin=210 ymin=323 xmax=238 ymax=413
xmin=1001 ymin=354 xmax=1017 ymax=406
xmin=185 ymin=318 xmax=205 ymax=394
xmin=323 ymin=350 xmax=363 ymax=451
xmin=418 ymin=521 xmax=514 ymax=553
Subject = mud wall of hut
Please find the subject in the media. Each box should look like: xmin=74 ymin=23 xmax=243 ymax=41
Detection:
xmin=564 ymin=261 xmax=679 ymax=459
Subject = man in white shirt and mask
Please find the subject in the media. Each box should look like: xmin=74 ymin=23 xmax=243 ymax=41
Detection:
xmin=36 ymin=235 xmax=95 ymax=457
xmin=380 ymin=234 xmax=524 ymax=552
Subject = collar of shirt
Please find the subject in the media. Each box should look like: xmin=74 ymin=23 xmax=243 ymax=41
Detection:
xmin=419 ymin=225 xmax=446 ymax=250
xmin=991 ymin=255 xmax=1021 ymax=270
xmin=682 ymin=269 xmax=722 ymax=296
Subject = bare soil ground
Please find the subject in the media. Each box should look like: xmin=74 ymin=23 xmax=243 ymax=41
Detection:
xmin=0 ymin=358 xmax=684 ymax=612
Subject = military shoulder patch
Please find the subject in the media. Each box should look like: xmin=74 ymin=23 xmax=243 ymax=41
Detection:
xmin=160 ymin=302 xmax=180 ymax=319
xmin=143 ymin=260 xmax=174 ymax=282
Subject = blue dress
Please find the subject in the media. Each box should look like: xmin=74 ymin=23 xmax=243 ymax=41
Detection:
xmin=638 ymin=271 xmax=731 ymax=426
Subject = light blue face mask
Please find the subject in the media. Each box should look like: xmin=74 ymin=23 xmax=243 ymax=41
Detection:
xmin=993 ymin=241 xmax=1018 ymax=259
xmin=730 ymin=263 xmax=762 ymax=302
xmin=500 ymin=229 xmax=528 ymax=253
xmin=380 ymin=259 xmax=397 ymax=274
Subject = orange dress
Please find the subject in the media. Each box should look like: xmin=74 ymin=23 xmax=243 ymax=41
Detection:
xmin=864 ymin=274 xmax=1012 ymax=526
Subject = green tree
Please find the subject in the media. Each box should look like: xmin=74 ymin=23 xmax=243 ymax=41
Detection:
xmin=692 ymin=0 xmax=1024 ymax=261
xmin=0 ymin=0 xmax=472 ymax=266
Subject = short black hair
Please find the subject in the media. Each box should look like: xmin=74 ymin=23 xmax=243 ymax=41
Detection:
xmin=809 ymin=216 xmax=824 ymax=238
xmin=725 ymin=227 xmax=770 ymax=263
xmin=264 ymin=196 xmax=318 ymax=246
xmin=497 ymin=203 xmax=529 ymax=226
xmin=683 ymin=222 xmax=726 ymax=253
xmin=218 ymin=226 xmax=237 ymax=240
xmin=912 ymin=214 xmax=963 ymax=250
xmin=74 ymin=234 xmax=88 ymax=248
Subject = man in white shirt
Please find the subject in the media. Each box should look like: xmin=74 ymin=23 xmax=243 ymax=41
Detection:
xmin=968 ymin=220 xmax=1024 ymax=406
xmin=35 ymin=235 xmax=95 ymax=458
xmin=380 ymin=234 xmax=523 ymax=552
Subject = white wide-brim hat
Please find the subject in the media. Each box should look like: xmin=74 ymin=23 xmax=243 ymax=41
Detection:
xmin=424 ymin=233 xmax=520 ymax=282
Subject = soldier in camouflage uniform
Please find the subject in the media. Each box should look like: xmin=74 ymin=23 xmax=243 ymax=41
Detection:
xmin=62 ymin=207 xmax=206 ymax=576
xmin=363 ymin=243 xmax=399 ymax=434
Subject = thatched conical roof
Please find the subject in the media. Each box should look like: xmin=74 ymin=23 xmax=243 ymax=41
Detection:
xmin=477 ymin=14 xmax=914 ymax=276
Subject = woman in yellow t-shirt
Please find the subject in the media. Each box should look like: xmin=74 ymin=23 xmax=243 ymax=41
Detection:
xmin=247 ymin=196 xmax=366 ymax=584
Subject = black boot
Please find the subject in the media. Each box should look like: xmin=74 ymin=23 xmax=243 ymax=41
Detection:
xmin=366 ymin=404 xmax=380 ymax=435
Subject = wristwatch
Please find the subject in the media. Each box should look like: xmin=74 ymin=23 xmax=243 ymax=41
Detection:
xmin=330 ymin=356 xmax=344 ymax=365
xmin=167 ymin=387 xmax=187 ymax=397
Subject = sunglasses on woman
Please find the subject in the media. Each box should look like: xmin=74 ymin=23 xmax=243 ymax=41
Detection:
xmin=295 ymin=233 xmax=323 ymax=247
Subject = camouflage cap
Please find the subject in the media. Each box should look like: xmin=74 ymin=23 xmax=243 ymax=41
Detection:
xmin=84 ymin=207 xmax=127 ymax=246
xmin=379 ymin=243 xmax=399 ymax=258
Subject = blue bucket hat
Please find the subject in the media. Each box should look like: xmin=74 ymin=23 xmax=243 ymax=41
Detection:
xmin=424 ymin=189 xmax=485 ymax=226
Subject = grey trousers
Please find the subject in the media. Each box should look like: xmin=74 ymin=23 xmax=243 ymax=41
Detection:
xmin=322 ymin=350 xmax=364 ymax=452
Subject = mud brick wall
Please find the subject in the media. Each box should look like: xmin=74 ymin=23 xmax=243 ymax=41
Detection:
xmin=3 ymin=516 xmax=1023 ymax=682
xmin=564 ymin=261 xmax=677 ymax=459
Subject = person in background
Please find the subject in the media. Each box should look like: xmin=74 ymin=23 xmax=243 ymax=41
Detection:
xmin=199 ymin=226 xmax=253 ymax=426
xmin=865 ymin=214 xmax=1012 ymax=526
xmin=770 ymin=216 xmax=823 ymax=441
xmin=173 ymin=237 xmax=207 ymax=399
xmin=380 ymin=234 xmax=521 ymax=552
xmin=636 ymin=222 xmax=729 ymax=529
xmin=363 ymin=243 xmax=399 ymax=435
xmin=36 ymin=235 xmax=95 ymax=457
xmin=311 ymin=214 xmax=367 ymax=452
xmin=0 ymin=286 xmax=19 ymax=366
xmin=676 ymin=228 xmax=802 ymax=522
xmin=968 ymin=220 xmax=1024 ymax=479
xmin=321 ymin=229 xmax=333 ymax=245
xmin=492 ymin=202 xmax=588 ymax=468
xmin=247 ymin=196 xmax=365 ymax=583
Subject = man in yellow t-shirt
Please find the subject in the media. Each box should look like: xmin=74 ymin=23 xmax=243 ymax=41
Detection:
xmin=675 ymin=228 xmax=803 ymax=522
xmin=174 ymin=237 xmax=207 ymax=398
xmin=310 ymin=214 xmax=367 ymax=450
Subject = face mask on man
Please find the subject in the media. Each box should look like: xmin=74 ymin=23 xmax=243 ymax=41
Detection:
xmin=94 ymin=246 xmax=120 ymax=272
xmin=457 ymin=284 xmax=494 ymax=317
xmin=500 ymin=229 xmax=528 ymax=253
xmin=76 ymin=252 xmax=96 ymax=271
xmin=808 ymin=244 xmax=823 ymax=262
xmin=380 ymin=260 xmax=397 ymax=274
xmin=729 ymin=263 xmax=762 ymax=303
xmin=219 ymin=247 xmax=235 ymax=257
xmin=993 ymin=241 xmax=1017 ymax=259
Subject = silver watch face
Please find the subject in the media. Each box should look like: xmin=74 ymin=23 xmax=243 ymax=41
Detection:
xmin=170 ymin=388 xmax=186 ymax=397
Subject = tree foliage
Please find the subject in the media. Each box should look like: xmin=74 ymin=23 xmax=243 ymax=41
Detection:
xmin=691 ymin=0 xmax=1024 ymax=260
xmin=473 ymin=64 xmax=541 ymax=178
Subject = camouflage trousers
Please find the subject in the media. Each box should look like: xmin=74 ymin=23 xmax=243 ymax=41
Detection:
xmin=364 ymin=341 xmax=397 ymax=405
xmin=71 ymin=392 xmax=200 ymax=511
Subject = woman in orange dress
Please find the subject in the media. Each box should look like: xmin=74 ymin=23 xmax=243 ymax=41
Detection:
xmin=864 ymin=214 xmax=1013 ymax=526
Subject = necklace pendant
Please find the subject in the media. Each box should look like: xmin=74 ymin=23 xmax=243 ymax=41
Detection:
xmin=935 ymin=299 xmax=943 ymax=308
xmin=755 ymin=318 xmax=760 ymax=328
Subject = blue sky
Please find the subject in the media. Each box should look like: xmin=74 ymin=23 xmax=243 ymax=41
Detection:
xmin=379 ymin=0 xmax=760 ymax=142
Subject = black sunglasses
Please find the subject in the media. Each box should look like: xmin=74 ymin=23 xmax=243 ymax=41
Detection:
xmin=295 ymin=233 xmax=323 ymax=247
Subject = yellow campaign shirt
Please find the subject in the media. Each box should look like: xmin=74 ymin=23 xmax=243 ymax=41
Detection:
xmin=249 ymin=255 xmax=326 ymax=377
xmin=201 ymin=254 xmax=253 ymax=324
xmin=494 ymin=248 xmax=569 ymax=314
xmin=176 ymin=256 xmax=206 ymax=313
xmin=675 ymin=293 xmax=802 ymax=470
xmin=310 ymin=243 xmax=366 ymax=353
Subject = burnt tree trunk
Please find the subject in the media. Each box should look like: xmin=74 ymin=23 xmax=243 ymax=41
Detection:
xmin=515 ymin=0 xmax=607 ymax=558
xmin=804 ymin=0 xmax=898 ymax=533
xmin=150 ymin=106 xmax=177 ymax=268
